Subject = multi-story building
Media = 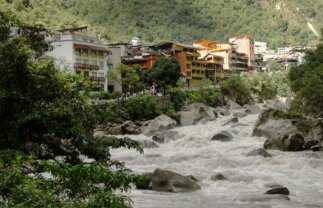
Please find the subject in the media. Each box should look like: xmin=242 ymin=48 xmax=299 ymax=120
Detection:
xmin=229 ymin=35 xmax=255 ymax=70
xmin=254 ymin=41 xmax=267 ymax=55
xmin=194 ymin=40 xmax=248 ymax=79
xmin=277 ymin=46 xmax=293 ymax=55
xmin=46 ymin=27 xmax=111 ymax=91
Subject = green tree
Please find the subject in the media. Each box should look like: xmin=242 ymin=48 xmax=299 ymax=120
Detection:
xmin=149 ymin=57 xmax=181 ymax=93
xmin=0 ymin=11 xmax=141 ymax=207
xmin=219 ymin=75 xmax=251 ymax=105
xmin=108 ymin=63 xmax=143 ymax=94
xmin=288 ymin=42 xmax=323 ymax=115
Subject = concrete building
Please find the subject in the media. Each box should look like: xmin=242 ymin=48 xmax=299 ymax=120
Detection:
xmin=194 ymin=40 xmax=248 ymax=79
xmin=46 ymin=27 xmax=111 ymax=91
xmin=254 ymin=41 xmax=267 ymax=54
xmin=229 ymin=35 xmax=255 ymax=70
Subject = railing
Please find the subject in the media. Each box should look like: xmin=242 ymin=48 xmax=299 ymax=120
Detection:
xmin=88 ymin=77 xmax=105 ymax=82
xmin=74 ymin=63 xmax=100 ymax=70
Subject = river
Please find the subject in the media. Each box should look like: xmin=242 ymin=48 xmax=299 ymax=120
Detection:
xmin=112 ymin=107 xmax=323 ymax=208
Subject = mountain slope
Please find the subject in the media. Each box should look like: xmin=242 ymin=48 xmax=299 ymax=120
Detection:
xmin=2 ymin=0 xmax=322 ymax=47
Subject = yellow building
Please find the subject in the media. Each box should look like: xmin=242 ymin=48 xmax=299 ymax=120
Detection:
xmin=194 ymin=39 xmax=248 ymax=79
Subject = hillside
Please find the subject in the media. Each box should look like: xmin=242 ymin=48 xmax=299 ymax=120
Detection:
xmin=2 ymin=0 xmax=322 ymax=48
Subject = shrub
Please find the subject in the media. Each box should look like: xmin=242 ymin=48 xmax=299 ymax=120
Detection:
xmin=166 ymin=88 xmax=187 ymax=111
xmin=121 ymin=94 xmax=161 ymax=120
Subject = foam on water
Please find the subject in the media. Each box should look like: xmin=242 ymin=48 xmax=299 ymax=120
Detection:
xmin=111 ymin=111 xmax=323 ymax=208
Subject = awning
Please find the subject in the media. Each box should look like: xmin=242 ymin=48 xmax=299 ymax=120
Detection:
xmin=74 ymin=44 xmax=109 ymax=52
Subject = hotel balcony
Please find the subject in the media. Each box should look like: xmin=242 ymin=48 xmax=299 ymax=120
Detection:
xmin=74 ymin=63 xmax=100 ymax=70
xmin=88 ymin=77 xmax=105 ymax=82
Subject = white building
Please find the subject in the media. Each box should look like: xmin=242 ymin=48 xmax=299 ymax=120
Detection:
xmin=46 ymin=27 xmax=111 ymax=92
xmin=254 ymin=41 xmax=267 ymax=54
xmin=277 ymin=46 xmax=293 ymax=55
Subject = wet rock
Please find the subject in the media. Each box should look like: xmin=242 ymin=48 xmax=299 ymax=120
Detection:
xmin=216 ymin=106 xmax=230 ymax=116
xmin=265 ymin=187 xmax=290 ymax=195
xmin=252 ymin=108 xmax=298 ymax=140
xmin=264 ymin=133 xmax=304 ymax=151
xmin=151 ymin=169 xmax=201 ymax=192
xmin=211 ymin=131 xmax=233 ymax=142
xmin=152 ymin=130 xmax=182 ymax=143
xmin=136 ymin=172 xmax=153 ymax=190
xmin=247 ymin=148 xmax=272 ymax=157
xmin=244 ymin=104 xmax=261 ymax=114
xmin=232 ymin=109 xmax=247 ymax=117
xmin=187 ymin=175 xmax=199 ymax=182
xmin=93 ymin=131 xmax=108 ymax=139
xmin=179 ymin=103 xmax=217 ymax=126
xmin=143 ymin=114 xmax=177 ymax=136
xmin=138 ymin=140 xmax=159 ymax=148
xmin=210 ymin=173 xmax=226 ymax=181
xmin=228 ymin=100 xmax=243 ymax=110
xmin=222 ymin=116 xmax=238 ymax=126
xmin=311 ymin=144 xmax=323 ymax=152
xmin=303 ymin=140 xmax=319 ymax=150
xmin=140 ymin=120 xmax=152 ymax=133
xmin=121 ymin=120 xmax=141 ymax=135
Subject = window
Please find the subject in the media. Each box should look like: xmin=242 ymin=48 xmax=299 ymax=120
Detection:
xmin=76 ymin=58 xmax=81 ymax=64
xmin=92 ymin=72 xmax=97 ymax=77
xmin=98 ymin=72 xmax=104 ymax=77
xmin=83 ymin=59 xmax=89 ymax=64
xmin=100 ymin=61 xmax=104 ymax=69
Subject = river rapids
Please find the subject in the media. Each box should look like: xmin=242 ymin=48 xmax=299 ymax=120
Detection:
xmin=111 ymin=107 xmax=323 ymax=208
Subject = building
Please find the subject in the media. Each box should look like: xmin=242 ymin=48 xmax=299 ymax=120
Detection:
xmin=46 ymin=27 xmax=111 ymax=91
xmin=254 ymin=41 xmax=267 ymax=55
xmin=277 ymin=46 xmax=293 ymax=55
xmin=149 ymin=42 xmax=219 ymax=86
xmin=194 ymin=40 xmax=247 ymax=79
xmin=229 ymin=35 xmax=255 ymax=70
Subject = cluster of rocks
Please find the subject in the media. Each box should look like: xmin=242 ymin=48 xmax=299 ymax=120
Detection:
xmin=252 ymin=108 xmax=323 ymax=152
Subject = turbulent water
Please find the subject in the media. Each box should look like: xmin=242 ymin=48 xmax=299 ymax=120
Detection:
xmin=111 ymin=108 xmax=323 ymax=208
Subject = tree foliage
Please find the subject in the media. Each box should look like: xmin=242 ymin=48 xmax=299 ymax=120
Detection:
xmin=288 ymin=43 xmax=323 ymax=116
xmin=0 ymin=10 xmax=141 ymax=207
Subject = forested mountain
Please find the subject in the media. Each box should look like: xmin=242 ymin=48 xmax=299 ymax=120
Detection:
xmin=2 ymin=0 xmax=323 ymax=48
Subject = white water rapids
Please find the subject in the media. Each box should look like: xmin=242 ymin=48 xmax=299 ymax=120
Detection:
xmin=111 ymin=108 xmax=323 ymax=208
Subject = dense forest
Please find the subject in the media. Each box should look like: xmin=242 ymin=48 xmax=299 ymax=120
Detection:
xmin=2 ymin=0 xmax=323 ymax=47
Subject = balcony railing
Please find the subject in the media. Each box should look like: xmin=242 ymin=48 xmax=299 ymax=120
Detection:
xmin=74 ymin=63 xmax=100 ymax=70
xmin=88 ymin=77 xmax=105 ymax=82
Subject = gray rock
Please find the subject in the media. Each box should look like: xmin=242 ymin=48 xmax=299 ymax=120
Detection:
xmin=93 ymin=131 xmax=108 ymax=139
xmin=121 ymin=120 xmax=141 ymax=135
xmin=247 ymin=148 xmax=272 ymax=157
xmin=210 ymin=173 xmax=226 ymax=181
xmin=228 ymin=100 xmax=243 ymax=110
xmin=244 ymin=104 xmax=261 ymax=114
xmin=222 ymin=116 xmax=238 ymax=126
xmin=265 ymin=187 xmax=290 ymax=195
xmin=216 ymin=106 xmax=230 ymax=116
xmin=138 ymin=140 xmax=159 ymax=148
xmin=232 ymin=109 xmax=247 ymax=117
xmin=252 ymin=108 xmax=298 ymax=140
xmin=179 ymin=103 xmax=217 ymax=126
xmin=264 ymin=133 xmax=304 ymax=151
xmin=211 ymin=131 xmax=233 ymax=142
xmin=140 ymin=120 xmax=152 ymax=133
xmin=143 ymin=115 xmax=177 ymax=136
xmin=303 ymin=140 xmax=319 ymax=150
xmin=311 ymin=144 xmax=322 ymax=152
xmin=151 ymin=169 xmax=201 ymax=192
xmin=152 ymin=130 xmax=182 ymax=143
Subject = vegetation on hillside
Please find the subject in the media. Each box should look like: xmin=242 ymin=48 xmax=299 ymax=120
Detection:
xmin=2 ymin=0 xmax=322 ymax=47
xmin=288 ymin=38 xmax=323 ymax=116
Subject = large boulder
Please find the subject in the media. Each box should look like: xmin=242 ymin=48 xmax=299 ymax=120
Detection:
xmin=152 ymin=130 xmax=183 ymax=143
xmin=143 ymin=115 xmax=177 ymax=136
xmin=150 ymin=169 xmax=201 ymax=192
xmin=252 ymin=108 xmax=298 ymax=140
xmin=264 ymin=133 xmax=304 ymax=151
xmin=211 ymin=131 xmax=233 ymax=142
xmin=265 ymin=187 xmax=290 ymax=195
xmin=179 ymin=103 xmax=217 ymax=126
xmin=210 ymin=173 xmax=226 ymax=181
